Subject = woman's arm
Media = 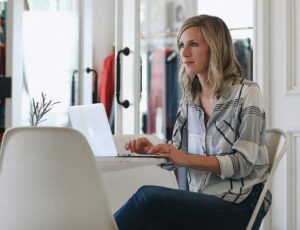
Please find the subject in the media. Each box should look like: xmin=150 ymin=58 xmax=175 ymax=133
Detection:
xmin=148 ymin=144 xmax=221 ymax=174
xmin=216 ymin=83 xmax=268 ymax=179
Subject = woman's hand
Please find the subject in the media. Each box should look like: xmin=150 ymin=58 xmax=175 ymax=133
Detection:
xmin=125 ymin=137 xmax=154 ymax=154
xmin=147 ymin=144 xmax=188 ymax=167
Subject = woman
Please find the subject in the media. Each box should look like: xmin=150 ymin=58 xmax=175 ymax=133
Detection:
xmin=114 ymin=15 xmax=270 ymax=230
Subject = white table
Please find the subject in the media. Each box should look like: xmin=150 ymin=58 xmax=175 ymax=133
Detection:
xmin=96 ymin=156 xmax=168 ymax=172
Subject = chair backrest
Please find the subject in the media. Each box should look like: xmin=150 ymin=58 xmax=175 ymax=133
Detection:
xmin=265 ymin=128 xmax=285 ymax=171
xmin=246 ymin=128 xmax=289 ymax=230
xmin=0 ymin=127 xmax=117 ymax=230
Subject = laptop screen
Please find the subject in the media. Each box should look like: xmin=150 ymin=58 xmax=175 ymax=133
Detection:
xmin=68 ymin=103 xmax=118 ymax=157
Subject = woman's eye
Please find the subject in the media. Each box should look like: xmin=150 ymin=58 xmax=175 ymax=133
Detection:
xmin=178 ymin=43 xmax=184 ymax=49
xmin=191 ymin=41 xmax=199 ymax=47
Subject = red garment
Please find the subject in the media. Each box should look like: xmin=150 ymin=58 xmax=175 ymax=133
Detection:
xmin=98 ymin=53 xmax=115 ymax=118
xmin=149 ymin=48 xmax=172 ymax=133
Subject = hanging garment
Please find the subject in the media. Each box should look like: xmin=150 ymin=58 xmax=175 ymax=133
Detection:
xmin=98 ymin=53 xmax=115 ymax=118
xmin=234 ymin=38 xmax=253 ymax=80
xmin=148 ymin=48 xmax=180 ymax=140
xmin=165 ymin=51 xmax=180 ymax=140
xmin=148 ymin=49 xmax=168 ymax=134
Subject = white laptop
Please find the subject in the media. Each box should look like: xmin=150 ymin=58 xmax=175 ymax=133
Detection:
xmin=68 ymin=103 xmax=164 ymax=158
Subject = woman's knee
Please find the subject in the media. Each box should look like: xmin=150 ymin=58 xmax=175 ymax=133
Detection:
xmin=134 ymin=185 xmax=164 ymax=205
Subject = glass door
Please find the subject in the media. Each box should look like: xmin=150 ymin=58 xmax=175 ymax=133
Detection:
xmin=117 ymin=0 xmax=252 ymax=140
xmin=4 ymin=0 xmax=93 ymax=128
xmin=114 ymin=0 xmax=141 ymax=134
xmin=115 ymin=0 xmax=196 ymax=139
xmin=22 ymin=0 xmax=79 ymax=126
xmin=22 ymin=0 xmax=93 ymax=126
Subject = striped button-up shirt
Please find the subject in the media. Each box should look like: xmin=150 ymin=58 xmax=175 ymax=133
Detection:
xmin=172 ymin=78 xmax=270 ymax=204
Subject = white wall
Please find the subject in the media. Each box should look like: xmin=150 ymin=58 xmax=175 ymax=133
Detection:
xmin=92 ymin=0 xmax=115 ymax=77
xmin=268 ymin=1 xmax=287 ymax=228
xmin=266 ymin=0 xmax=300 ymax=229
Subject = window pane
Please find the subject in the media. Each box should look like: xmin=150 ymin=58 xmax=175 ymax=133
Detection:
xmin=22 ymin=0 xmax=79 ymax=126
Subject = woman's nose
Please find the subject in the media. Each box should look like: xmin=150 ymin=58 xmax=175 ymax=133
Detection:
xmin=181 ymin=46 xmax=191 ymax=57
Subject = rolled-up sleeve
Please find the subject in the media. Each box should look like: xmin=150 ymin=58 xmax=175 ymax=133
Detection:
xmin=216 ymin=155 xmax=234 ymax=179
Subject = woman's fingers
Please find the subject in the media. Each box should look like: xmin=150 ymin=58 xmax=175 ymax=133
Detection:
xmin=125 ymin=142 xmax=129 ymax=151
xmin=135 ymin=139 xmax=143 ymax=151
xmin=125 ymin=138 xmax=152 ymax=153
xmin=132 ymin=140 xmax=137 ymax=152
xmin=125 ymin=140 xmax=135 ymax=152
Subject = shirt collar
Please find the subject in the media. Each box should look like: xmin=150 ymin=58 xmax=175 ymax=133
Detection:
xmin=218 ymin=85 xmax=231 ymax=99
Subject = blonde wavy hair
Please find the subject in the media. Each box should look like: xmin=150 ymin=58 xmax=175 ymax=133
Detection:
xmin=177 ymin=15 xmax=242 ymax=103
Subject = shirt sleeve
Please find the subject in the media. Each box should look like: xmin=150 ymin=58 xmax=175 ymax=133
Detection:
xmin=216 ymin=83 xmax=268 ymax=179
xmin=216 ymin=154 xmax=234 ymax=179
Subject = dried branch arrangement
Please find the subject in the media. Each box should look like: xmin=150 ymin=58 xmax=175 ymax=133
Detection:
xmin=29 ymin=92 xmax=60 ymax=126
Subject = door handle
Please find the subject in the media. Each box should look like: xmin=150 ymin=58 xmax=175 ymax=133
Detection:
xmin=71 ymin=70 xmax=78 ymax=105
xmin=86 ymin=67 xmax=98 ymax=103
xmin=116 ymin=47 xmax=130 ymax=108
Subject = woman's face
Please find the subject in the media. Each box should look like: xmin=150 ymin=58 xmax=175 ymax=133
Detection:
xmin=179 ymin=26 xmax=210 ymax=77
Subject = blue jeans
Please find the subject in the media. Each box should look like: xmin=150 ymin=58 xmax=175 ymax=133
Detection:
xmin=114 ymin=184 xmax=266 ymax=230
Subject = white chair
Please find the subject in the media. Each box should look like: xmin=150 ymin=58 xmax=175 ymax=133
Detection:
xmin=247 ymin=128 xmax=289 ymax=230
xmin=0 ymin=127 xmax=117 ymax=230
